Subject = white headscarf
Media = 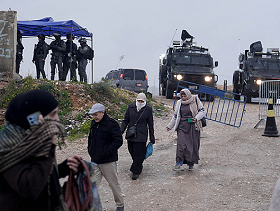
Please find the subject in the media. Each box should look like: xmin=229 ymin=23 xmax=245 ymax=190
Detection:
xmin=136 ymin=93 xmax=147 ymax=111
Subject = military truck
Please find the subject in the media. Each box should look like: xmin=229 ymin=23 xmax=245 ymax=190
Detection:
xmin=159 ymin=30 xmax=218 ymax=99
xmin=233 ymin=41 xmax=280 ymax=103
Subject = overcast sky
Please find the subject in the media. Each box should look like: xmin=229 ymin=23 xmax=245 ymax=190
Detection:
xmin=2 ymin=0 xmax=280 ymax=91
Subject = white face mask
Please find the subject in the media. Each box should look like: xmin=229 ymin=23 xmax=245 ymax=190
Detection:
xmin=136 ymin=100 xmax=146 ymax=111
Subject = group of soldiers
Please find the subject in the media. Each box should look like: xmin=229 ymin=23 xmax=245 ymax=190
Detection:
xmin=16 ymin=31 xmax=93 ymax=83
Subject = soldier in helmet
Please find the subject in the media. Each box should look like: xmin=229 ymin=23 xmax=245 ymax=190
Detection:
xmin=77 ymin=38 xmax=89 ymax=83
xmin=16 ymin=30 xmax=24 ymax=74
xmin=49 ymin=32 xmax=66 ymax=80
xmin=62 ymin=33 xmax=77 ymax=81
xmin=32 ymin=34 xmax=49 ymax=79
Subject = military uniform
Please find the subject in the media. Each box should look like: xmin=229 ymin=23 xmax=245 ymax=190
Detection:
xmin=33 ymin=35 xmax=49 ymax=79
xmin=16 ymin=31 xmax=24 ymax=74
xmin=62 ymin=35 xmax=78 ymax=81
xmin=77 ymin=38 xmax=89 ymax=83
xmin=49 ymin=33 xmax=66 ymax=80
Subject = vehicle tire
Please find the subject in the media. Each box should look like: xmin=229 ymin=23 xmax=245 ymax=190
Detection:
xmin=233 ymin=88 xmax=241 ymax=100
xmin=166 ymin=83 xmax=173 ymax=99
xmin=245 ymin=93 xmax=251 ymax=103
xmin=206 ymin=94 xmax=215 ymax=102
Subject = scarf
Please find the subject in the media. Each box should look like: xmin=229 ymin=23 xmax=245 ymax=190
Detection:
xmin=136 ymin=100 xmax=146 ymax=111
xmin=180 ymin=89 xmax=203 ymax=131
xmin=0 ymin=118 xmax=65 ymax=173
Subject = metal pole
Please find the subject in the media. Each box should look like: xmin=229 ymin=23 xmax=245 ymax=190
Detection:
xmin=223 ymin=80 xmax=227 ymax=91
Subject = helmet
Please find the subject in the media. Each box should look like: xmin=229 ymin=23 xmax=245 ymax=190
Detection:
xmin=37 ymin=34 xmax=45 ymax=40
xmin=53 ymin=32 xmax=61 ymax=38
xmin=78 ymin=37 xmax=86 ymax=43
xmin=66 ymin=33 xmax=75 ymax=39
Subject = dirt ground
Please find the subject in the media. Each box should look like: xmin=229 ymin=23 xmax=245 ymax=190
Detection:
xmin=56 ymin=96 xmax=280 ymax=211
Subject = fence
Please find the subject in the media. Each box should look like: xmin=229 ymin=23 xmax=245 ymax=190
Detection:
xmin=174 ymin=81 xmax=247 ymax=128
xmin=255 ymin=80 xmax=280 ymax=128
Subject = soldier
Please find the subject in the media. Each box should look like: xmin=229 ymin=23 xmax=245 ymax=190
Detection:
xmin=49 ymin=32 xmax=66 ymax=80
xmin=32 ymin=34 xmax=49 ymax=79
xmin=77 ymin=38 xmax=89 ymax=83
xmin=16 ymin=30 xmax=24 ymax=74
xmin=62 ymin=33 xmax=77 ymax=81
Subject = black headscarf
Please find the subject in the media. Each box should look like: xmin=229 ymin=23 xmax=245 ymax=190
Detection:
xmin=5 ymin=89 xmax=58 ymax=129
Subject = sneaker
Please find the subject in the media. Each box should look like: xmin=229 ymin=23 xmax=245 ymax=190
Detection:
xmin=116 ymin=206 xmax=124 ymax=211
xmin=173 ymin=164 xmax=181 ymax=171
xmin=132 ymin=174 xmax=139 ymax=180
xmin=188 ymin=165 xmax=194 ymax=171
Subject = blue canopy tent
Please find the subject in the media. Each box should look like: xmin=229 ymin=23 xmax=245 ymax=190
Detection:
xmin=17 ymin=17 xmax=92 ymax=37
xmin=17 ymin=17 xmax=94 ymax=82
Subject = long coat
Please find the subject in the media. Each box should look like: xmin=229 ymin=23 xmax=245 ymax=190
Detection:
xmin=121 ymin=103 xmax=155 ymax=144
xmin=88 ymin=112 xmax=123 ymax=164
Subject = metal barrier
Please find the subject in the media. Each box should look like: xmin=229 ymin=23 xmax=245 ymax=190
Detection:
xmin=173 ymin=81 xmax=247 ymax=128
xmin=255 ymin=80 xmax=280 ymax=128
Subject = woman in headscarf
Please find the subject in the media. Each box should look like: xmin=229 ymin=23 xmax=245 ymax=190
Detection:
xmin=121 ymin=93 xmax=155 ymax=180
xmin=0 ymin=89 xmax=81 ymax=211
xmin=166 ymin=89 xmax=206 ymax=171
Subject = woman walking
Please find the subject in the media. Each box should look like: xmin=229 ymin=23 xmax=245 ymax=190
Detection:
xmin=166 ymin=89 xmax=205 ymax=171
xmin=121 ymin=93 xmax=155 ymax=180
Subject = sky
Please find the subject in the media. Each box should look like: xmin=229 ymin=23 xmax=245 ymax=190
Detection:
xmin=2 ymin=0 xmax=280 ymax=93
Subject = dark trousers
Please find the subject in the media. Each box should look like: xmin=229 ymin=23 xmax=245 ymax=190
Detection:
xmin=127 ymin=141 xmax=147 ymax=175
xmin=34 ymin=57 xmax=46 ymax=79
xmin=62 ymin=61 xmax=77 ymax=81
xmin=50 ymin=55 xmax=63 ymax=80
xmin=78 ymin=59 xmax=87 ymax=83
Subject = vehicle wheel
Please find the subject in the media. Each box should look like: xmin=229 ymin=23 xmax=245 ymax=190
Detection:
xmin=206 ymin=94 xmax=215 ymax=102
xmin=233 ymin=89 xmax=241 ymax=100
xmin=166 ymin=84 xmax=173 ymax=99
xmin=245 ymin=93 xmax=251 ymax=103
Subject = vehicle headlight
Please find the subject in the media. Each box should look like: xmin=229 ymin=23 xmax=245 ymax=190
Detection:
xmin=256 ymin=79 xmax=262 ymax=85
xmin=204 ymin=76 xmax=212 ymax=82
xmin=176 ymin=75 xmax=183 ymax=80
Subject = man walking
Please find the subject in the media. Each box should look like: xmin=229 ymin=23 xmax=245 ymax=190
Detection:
xmin=32 ymin=34 xmax=49 ymax=79
xmin=62 ymin=33 xmax=77 ymax=81
xmin=49 ymin=32 xmax=66 ymax=80
xmin=88 ymin=103 xmax=124 ymax=211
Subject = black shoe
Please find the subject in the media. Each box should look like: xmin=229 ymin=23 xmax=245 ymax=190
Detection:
xmin=188 ymin=165 xmax=194 ymax=171
xmin=116 ymin=206 xmax=124 ymax=211
xmin=132 ymin=174 xmax=139 ymax=180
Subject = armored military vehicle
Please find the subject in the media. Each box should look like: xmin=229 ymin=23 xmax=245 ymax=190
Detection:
xmin=159 ymin=30 xmax=218 ymax=99
xmin=233 ymin=41 xmax=280 ymax=102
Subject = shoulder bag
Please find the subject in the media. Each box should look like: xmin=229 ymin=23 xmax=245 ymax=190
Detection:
xmin=125 ymin=108 xmax=146 ymax=139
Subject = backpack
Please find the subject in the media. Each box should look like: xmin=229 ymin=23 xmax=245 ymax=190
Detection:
xmin=86 ymin=46 xmax=94 ymax=60
xmin=62 ymin=159 xmax=102 ymax=211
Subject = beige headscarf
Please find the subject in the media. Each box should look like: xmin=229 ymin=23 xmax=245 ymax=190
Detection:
xmin=180 ymin=89 xmax=202 ymax=130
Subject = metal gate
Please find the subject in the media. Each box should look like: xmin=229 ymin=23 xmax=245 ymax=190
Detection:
xmin=256 ymin=80 xmax=280 ymax=128
xmin=174 ymin=81 xmax=247 ymax=128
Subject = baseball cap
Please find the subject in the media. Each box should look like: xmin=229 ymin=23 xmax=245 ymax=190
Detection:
xmin=136 ymin=93 xmax=147 ymax=101
xmin=88 ymin=103 xmax=105 ymax=114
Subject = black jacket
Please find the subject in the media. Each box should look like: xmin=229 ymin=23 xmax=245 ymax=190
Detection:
xmin=0 ymin=144 xmax=70 ymax=211
xmin=88 ymin=113 xmax=123 ymax=164
xmin=121 ymin=103 xmax=155 ymax=144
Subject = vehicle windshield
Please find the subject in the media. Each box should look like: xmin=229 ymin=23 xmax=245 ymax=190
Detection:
xmin=250 ymin=60 xmax=280 ymax=71
xmin=172 ymin=54 xmax=213 ymax=66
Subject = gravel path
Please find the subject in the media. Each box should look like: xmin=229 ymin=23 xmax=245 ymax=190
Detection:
xmin=57 ymin=96 xmax=280 ymax=211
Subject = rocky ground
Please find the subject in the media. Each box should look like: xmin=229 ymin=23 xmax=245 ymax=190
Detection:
xmin=56 ymin=95 xmax=280 ymax=211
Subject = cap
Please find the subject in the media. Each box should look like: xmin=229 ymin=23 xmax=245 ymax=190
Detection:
xmin=136 ymin=93 xmax=147 ymax=101
xmin=88 ymin=103 xmax=105 ymax=114
xmin=5 ymin=89 xmax=58 ymax=129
